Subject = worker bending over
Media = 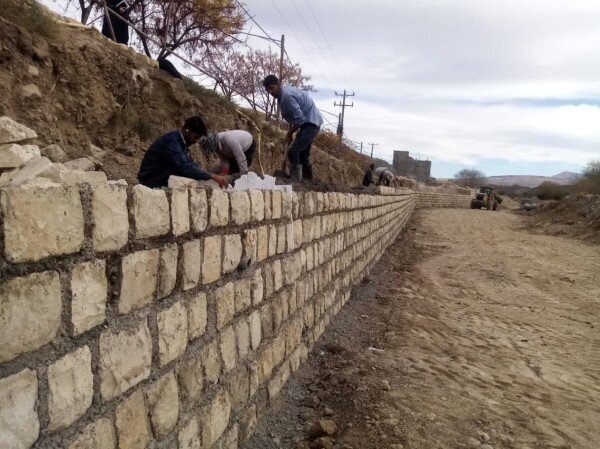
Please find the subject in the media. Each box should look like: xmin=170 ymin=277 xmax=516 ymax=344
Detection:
xmin=138 ymin=117 xmax=228 ymax=188
xmin=201 ymin=130 xmax=256 ymax=175
xmin=375 ymin=167 xmax=395 ymax=187
xmin=262 ymin=75 xmax=323 ymax=183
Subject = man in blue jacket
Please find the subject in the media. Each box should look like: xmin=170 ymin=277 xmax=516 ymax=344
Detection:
xmin=263 ymin=75 xmax=323 ymax=183
xmin=138 ymin=116 xmax=228 ymax=188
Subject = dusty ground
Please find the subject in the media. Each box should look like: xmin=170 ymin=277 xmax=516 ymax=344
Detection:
xmin=244 ymin=208 xmax=600 ymax=449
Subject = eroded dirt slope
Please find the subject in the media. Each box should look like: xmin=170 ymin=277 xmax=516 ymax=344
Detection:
xmin=245 ymin=209 xmax=600 ymax=449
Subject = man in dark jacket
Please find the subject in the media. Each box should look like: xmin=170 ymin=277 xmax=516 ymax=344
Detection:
xmin=138 ymin=117 xmax=228 ymax=188
xmin=362 ymin=163 xmax=375 ymax=186
xmin=102 ymin=0 xmax=130 ymax=45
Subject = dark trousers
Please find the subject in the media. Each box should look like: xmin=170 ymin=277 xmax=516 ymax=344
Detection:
xmin=229 ymin=140 xmax=256 ymax=174
xmin=288 ymin=124 xmax=320 ymax=171
xmin=102 ymin=9 xmax=129 ymax=45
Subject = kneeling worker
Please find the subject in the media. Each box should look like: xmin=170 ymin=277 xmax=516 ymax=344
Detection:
xmin=138 ymin=116 xmax=228 ymax=188
xmin=200 ymin=130 xmax=256 ymax=175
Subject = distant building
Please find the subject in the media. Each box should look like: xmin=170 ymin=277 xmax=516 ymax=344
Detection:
xmin=393 ymin=151 xmax=431 ymax=181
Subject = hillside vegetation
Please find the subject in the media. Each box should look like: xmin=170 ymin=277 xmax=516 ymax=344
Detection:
xmin=0 ymin=0 xmax=373 ymax=186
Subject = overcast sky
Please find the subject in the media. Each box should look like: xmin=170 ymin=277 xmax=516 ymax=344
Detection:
xmin=41 ymin=0 xmax=600 ymax=177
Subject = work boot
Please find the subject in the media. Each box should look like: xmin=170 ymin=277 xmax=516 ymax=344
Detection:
xmin=291 ymin=164 xmax=303 ymax=183
xmin=303 ymin=164 xmax=313 ymax=180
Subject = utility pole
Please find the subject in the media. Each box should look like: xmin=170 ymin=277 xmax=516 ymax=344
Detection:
xmin=276 ymin=34 xmax=285 ymax=121
xmin=368 ymin=142 xmax=379 ymax=158
xmin=334 ymin=90 xmax=355 ymax=139
xmin=360 ymin=142 xmax=363 ymax=154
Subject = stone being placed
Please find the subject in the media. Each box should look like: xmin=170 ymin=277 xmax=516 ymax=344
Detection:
xmin=0 ymin=143 xmax=40 ymax=169
xmin=0 ymin=369 xmax=39 ymax=449
xmin=0 ymin=116 xmax=37 ymax=144
xmin=1 ymin=182 xmax=84 ymax=262
xmin=91 ymin=181 xmax=129 ymax=252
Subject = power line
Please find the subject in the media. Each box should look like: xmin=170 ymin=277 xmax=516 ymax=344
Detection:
xmin=287 ymin=0 xmax=344 ymax=86
xmin=368 ymin=142 xmax=379 ymax=158
xmin=302 ymin=0 xmax=350 ymax=85
xmin=334 ymin=90 xmax=355 ymax=137
xmin=233 ymin=0 xmax=278 ymax=44
xmin=267 ymin=0 xmax=335 ymax=86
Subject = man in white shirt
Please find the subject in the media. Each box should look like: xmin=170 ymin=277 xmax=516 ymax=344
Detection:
xmin=201 ymin=130 xmax=256 ymax=175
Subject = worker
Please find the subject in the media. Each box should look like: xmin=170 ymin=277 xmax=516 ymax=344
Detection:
xmin=138 ymin=116 xmax=228 ymax=189
xmin=362 ymin=163 xmax=375 ymax=186
xmin=102 ymin=0 xmax=130 ymax=45
xmin=200 ymin=130 xmax=256 ymax=176
xmin=375 ymin=167 xmax=395 ymax=187
xmin=262 ymin=75 xmax=323 ymax=183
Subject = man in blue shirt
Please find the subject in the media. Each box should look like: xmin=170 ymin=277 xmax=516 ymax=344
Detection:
xmin=138 ymin=116 xmax=228 ymax=188
xmin=263 ymin=75 xmax=323 ymax=183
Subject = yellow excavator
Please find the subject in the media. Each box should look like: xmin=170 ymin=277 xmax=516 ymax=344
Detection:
xmin=470 ymin=186 xmax=503 ymax=210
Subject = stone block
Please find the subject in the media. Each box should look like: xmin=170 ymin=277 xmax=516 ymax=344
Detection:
xmin=119 ymin=249 xmax=160 ymax=314
xmin=210 ymin=190 xmax=229 ymax=226
xmin=71 ymin=260 xmax=107 ymax=336
xmin=226 ymin=367 xmax=249 ymax=413
xmin=171 ymin=188 xmax=190 ymax=236
xmin=91 ymin=181 xmax=129 ymax=252
xmin=99 ymin=320 xmax=152 ymax=401
xmin=178 ymin=417 xmax=201 ymax=449
xmin=256 ymin=226 xmax=269 ymax=262
xmin=0 ymin=156 xmax=53 ymax=187
xmin=1 ymin=184 xmax=84 ymax=262
xmin=47 ymin=346 xmax=93 ymax=431
xmin=268 ymin=225 xmax=277 ymax=257
xmin=263 ymin=190 xmax=272 ymax=220
xmin=41 ymin=144 xmax=68 ymax=163
xmin=181 ymin=240 xmax=201 ymax=291
xmin=146 ymin=372 xmax=179 ymax=436
xmin=67 ymin=418 xmax=116 ymax=449
xmin=188 ymin=292 xmax=207 ymax=341
xmin=271 ymin=190 xmax=282 ymax=219
xmin=0 ymin=116 xmax=37 ymax=144
xmin=0 ymin=271 xmax=61 ymax=363
xmin=215 ymin=425 xmax=239 ymax=449
xmin=202 ymin=235 xmax=222 ymax=284
xmin=202 ymin=340 xmax=221 ymax=385
xmin=268 ymin=361 xmax=290 ymax=401
xmin=286 ymin=222 xmax=295 ymax=251
xmin=222 ymin=234 xmax=242 ymax=274
xmin=234 ymin=277 xmax=252 ymax=313
xmin=240 ymin=229 xmax=256 ymax=269
xmin=200 ymin=390 xmax=231 ymax=448
xmin=189 ymin=188 xmax=208 ymax=233
xmin=235 ymin=319 xmax=251 ymax=359
xmin=239 ymin=405 xmax=257 ymax=442
xmin=0 ymin=143 xmax=40 ymax=169
xmin=115 ymin=390 xmax=152 ymax=449
xmin=0 ymin=369 xmax=39 ymax=449
xmin=216 ymin=282 xmax=235 ymax=330
xmin=251 ymin=268 xmax=264 ymax=306
xmin=249 ymin=311 xmax=262 ymax=351
xmin=131 ymin=184 xmax=170 ymax=239
xmin=260 ymin=304 xmax=273 ymax=341
xmin=293 ymin=220 xmax=303 ymax=249
xmin=64 ymin=157 xmax=95 ymax=172
xmin=276 ymin=224 xmax=286 ymax=254
xmin=157 ymin=243 xmax=178 ymax=299
xmin=273 ymin=259 xmax=283 ymax=292
xmin=220 ymin=326 xmax=237 ymax=373
xmin=249 ymin=190 xmax=264 ymax=221
xmin=282 ymin=191 xmax=293 ymax=219
xmin=178 ymin=353 xmax=203 ymax=406
xmin=229 ymin=191 xmax=250 ymax=224
xmin=157 ymin=301 xmax=188 ymax=367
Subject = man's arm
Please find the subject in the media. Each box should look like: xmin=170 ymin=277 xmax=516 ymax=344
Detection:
xmin=164 ymin=140 xmax=228 ymax=187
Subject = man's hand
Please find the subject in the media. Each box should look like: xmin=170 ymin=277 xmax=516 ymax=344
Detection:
xmin=211 ymin=174 xmax=229 ymax=189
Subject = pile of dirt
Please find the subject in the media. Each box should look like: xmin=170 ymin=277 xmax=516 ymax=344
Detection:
xmin=0 ymin=1 xmax=372 ymax=187
xmin=520 ymin=193 xmax=600 ymax=244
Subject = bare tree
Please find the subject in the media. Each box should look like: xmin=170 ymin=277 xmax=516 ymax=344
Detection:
xmin=197 ymin=47 xmax=248 ymax=100
xmin=454 ymin=168 xmax=487 ymax=187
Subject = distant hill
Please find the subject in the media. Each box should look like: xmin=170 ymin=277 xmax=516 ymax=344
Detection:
xmin=487 ymin=171 xmax=581 ymax=188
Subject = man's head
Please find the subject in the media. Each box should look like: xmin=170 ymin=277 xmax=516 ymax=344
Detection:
xmin=181 ymin=116 xmax=208 ymax=146
xmin=369 ymin=163 xmax=375 ymax=171
xmin=262 ymin=75 xmax=281 ymax=98
xmin=200 ymin=133 xmax=220 ymax=157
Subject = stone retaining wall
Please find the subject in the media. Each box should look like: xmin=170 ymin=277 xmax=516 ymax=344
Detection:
xmin=418 ymin=191 xmax=471 ymax=209
xmin=0 ymin=183 xmax=466 ymax=449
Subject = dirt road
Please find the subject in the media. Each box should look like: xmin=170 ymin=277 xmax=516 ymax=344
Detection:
xmin=244 ymin=208 xmax=600 ymax=449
